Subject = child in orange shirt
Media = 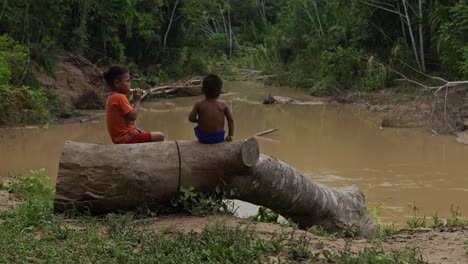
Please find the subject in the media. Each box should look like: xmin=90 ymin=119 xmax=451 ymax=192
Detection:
xmin=103 ymin=65 xmax=164 ymax=144
xmin=188 ymin=74 xmax=234 ymax=144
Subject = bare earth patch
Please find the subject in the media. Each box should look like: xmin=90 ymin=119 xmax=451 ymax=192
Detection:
xmin=0 ymin=181 xmax=19 ymax=213
xmin=141 ymin=214 xmax=468 ymax=264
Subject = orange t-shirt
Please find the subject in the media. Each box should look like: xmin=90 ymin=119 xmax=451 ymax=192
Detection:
xmin=106 ymin=91 xmax=138 ymax=143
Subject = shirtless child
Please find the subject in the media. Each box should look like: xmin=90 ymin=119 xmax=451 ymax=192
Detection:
xmin=188 ymin=74 xmax=234 ymax=144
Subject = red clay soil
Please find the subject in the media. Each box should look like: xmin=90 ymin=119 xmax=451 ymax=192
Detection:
xmin=33 ymin=54 xmax=106 ymax=110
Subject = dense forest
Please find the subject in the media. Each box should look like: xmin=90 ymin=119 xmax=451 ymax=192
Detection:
xmin=0 ymin=0 xmax=467 ymax=124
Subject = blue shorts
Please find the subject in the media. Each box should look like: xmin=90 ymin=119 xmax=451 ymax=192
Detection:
xmin=194 ymin=126 xmax=225 ymax=144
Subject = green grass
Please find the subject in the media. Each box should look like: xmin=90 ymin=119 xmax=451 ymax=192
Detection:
xmin=337 ymin=241 xmax=427 ymax=264
xmin=0 ymin=172 xmax=435 ymax=263
xmin=407 ymin=203 xmax=426 ymax=229
xmin=446 ymin=205 xmax=468 ymax=227
xmin=307 ymin=225 xmax=337 ymax=239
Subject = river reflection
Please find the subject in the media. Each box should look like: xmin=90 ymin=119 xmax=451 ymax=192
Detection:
xmin=1 ymin=81 xmax=467 ymax=225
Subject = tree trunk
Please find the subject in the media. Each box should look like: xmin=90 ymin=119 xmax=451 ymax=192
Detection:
xmin=163 ymin=0 xmax=180 ymax=49
xmin=225 ymin=154 xmax=378 ymax=236
xmin=54 ymin=140 xmax=378 ymax=236
xmin=54 ymin=139 xmax=259 ymax=213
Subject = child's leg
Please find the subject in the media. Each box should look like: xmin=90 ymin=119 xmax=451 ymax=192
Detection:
xmin=150 ymin=132 xmax=165 ymax=142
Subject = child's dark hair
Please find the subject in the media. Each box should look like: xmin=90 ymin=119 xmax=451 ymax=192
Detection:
xmin=202 ymin=74 xmax=223 ymax=98
xmin=103 ymin=65 xmax=129 ymax=90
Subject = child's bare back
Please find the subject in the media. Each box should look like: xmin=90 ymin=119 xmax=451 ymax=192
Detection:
xmin=188 ymin=74 xmax=234 ymax=144
xmin=195 ymin=99 xmax=228 ymax=133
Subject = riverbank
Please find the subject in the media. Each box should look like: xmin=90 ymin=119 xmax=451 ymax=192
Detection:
xmin=324 ymin=86 xmax=468 ymax=137
xmin=1 ymin=177 xmax=467 ymax=263
xmin=3 ymin=54 xmax=466 ymax=145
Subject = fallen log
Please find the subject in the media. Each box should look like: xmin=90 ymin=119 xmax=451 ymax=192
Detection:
xmin=54 ymin=140 xmax=378 ymax=236
xmin=225 ymin=154 xmax=378 ymax=236
xmin=54 ymin=139 xmax=259 ymax=213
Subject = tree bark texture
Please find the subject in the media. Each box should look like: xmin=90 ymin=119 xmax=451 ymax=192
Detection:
xmin=54 ymin=139 xmax=259 ymax=213
xmin=225 ymin=154 xmax=378 ymax=236
xmin=54 ymin=140 xmax=378 ymax=236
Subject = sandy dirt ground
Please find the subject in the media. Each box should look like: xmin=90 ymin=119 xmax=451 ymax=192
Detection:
xmin=140 ymin=214 xmax=468 ymax=264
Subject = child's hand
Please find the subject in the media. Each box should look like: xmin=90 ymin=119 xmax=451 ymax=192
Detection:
xmin=133 ymin=88 xmax=143 ymax=101
xmin=225 ymin=135 xmax=233 ymax=142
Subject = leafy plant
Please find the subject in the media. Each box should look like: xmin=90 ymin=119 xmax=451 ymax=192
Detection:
xmin=447 ymin=205 xmax=468 ymax=227
xmin=308 ymin=225 xmax=337 ymax=239
xmin=248 ymin=206 xmax=279 ymax=223
xmin=381 ymin=223 xmax=398 ymax=236
xmin=432 ymin=212 xmax=443 ymax=228
xmin=407 ymin=203 xmax=426 ymax=229
xmin=342 ymin=224 xmax=359 ymax=238
xmin=1 ymin=169 xmax=54 ymax=228
xmin=289 ymin=234 xmax=312 ymax=261
xmin=0 ymin=35 xmax=50 ymax=125
xmin=169 ymin=185 xmax=227 ymax=215
xmin=337 ymin=244 xmax=426 ymax=263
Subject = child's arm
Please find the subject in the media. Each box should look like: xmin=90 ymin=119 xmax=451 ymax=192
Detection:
xmin=224 ymin=103 xmax=234 ymax=141
xmin=188 ymin=102 xmax=199 ymax=123
xmin=126 ymin=89 xmax=143 ymax=121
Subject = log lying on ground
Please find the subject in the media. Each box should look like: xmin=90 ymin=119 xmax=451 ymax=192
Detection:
xmin=54 ymin=139 xmax=259 ymax=213
xmin=225 ymin=154 xmax=378 ymax=236
xmin=54 ymin=139 xmax=378 ymax=236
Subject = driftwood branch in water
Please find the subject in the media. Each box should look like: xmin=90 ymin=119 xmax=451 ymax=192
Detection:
xmin=255 ymin=128 xmax=279 ymax=137
xmin=54 ymin=139 xmax=378 ymax=236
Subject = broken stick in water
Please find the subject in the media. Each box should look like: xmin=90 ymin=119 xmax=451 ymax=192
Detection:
xmin=255 ymin=128 xmax=279 ymax=137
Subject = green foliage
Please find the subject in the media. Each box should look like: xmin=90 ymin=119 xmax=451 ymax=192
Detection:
xmin=342 ymin=224 xmax=360 ymax=238
xmin=338 ymin=242 xmax=427 ymax=264
xmin=312 ymin=47 xmax=365 ymax=93
xmin=432 ymin=0 xmax=468 ymax=78
xmin=0 ymin=34 xmax=27 ymax=86
xmin=169 ymin=186 xmax=227 ymax=216
xmin=1 ymin=169 xmax=54 ymax=229
xmin=407 ymin=203 xmax=426 ymax=229
xmin=381 ymin=224 xmax=398 ymax=237
xmin=447 ymin=205 xmax=468 ymax=227
xmin=0 ymin=174 xmax=435 ymax=263
xmin=289 ymin=234 xmax=312 ymax=261
xmin=0 ymin=35 xmax=50 ymax=125
xmin=0 ymin=182 xmax=280 ymax=263
xmin=308 ymin=225 xmax=337 ymax=239
xmin=0 ymin=0 xmax=466 ymax=126
xmin=0 ymin=85 xmax=50 ymax=125
xmin=248 ymin=206 xmax=279 ymax=223
xmin=431 ymin=212 xmax=443 ymax=228
xmin=370 ymin=204 xmax=398 ymax=237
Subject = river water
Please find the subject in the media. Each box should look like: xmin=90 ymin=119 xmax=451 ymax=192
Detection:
xmin=1 ymin=81 xmax=467 ymax=225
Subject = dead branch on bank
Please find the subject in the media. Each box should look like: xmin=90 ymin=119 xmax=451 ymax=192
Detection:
xmin=372 ymin=59 xmax=468 ymax=134
xmin=388 ymin=60 xmax=468 ymax=92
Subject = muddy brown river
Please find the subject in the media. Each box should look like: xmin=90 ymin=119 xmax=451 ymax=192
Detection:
xmin=1 ymin=81 xmax=467 ymax=225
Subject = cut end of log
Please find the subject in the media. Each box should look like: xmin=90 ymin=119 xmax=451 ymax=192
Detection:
xmin=241 ymin=138 xmax=260 ymax=167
